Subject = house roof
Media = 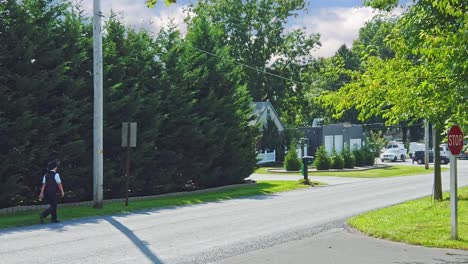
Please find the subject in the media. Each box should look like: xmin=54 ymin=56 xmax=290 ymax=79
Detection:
xmin=250 ymin=101 xmax=285 ymax=131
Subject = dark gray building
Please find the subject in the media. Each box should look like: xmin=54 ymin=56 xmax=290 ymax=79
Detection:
xmin=298 ymin=123 xmax=364 ymax=157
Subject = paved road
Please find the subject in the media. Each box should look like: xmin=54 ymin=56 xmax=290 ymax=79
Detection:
xmin=216 ymin=227 xmax=468 ymax=264
xmin=1 ymin=160 xmax=467 ymax=264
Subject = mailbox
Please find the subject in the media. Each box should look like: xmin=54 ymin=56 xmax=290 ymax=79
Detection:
xmin=302 ymin=156 xmax=314 ymax=181
xmin=302 ymin=156 xmax=314 ymax=165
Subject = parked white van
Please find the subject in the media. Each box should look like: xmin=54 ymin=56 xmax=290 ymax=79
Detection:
xmin=439 ymin=144 xmax=450 ymax=157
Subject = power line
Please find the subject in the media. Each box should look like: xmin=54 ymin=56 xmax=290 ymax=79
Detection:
xmin=179 ymin=41 xmax=307 ymax=85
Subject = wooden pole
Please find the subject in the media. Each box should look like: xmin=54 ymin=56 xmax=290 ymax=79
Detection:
xmin=93 ymin=0 xmax=104 ymax=208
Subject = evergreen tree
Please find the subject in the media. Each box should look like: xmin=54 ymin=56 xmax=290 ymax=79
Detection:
xmin=0 ymin=0 xmax=93 ymax=207
xmin=284 ymin=145 xmax=301 ymax=171
xmin=314 ymin=146 xmax=331 ymax=170
xmin=180 ymin=15 xmax=258 ymax=187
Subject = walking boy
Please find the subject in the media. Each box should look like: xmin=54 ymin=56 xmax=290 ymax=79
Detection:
xmin=39 ymin=161 xmax=65 ymax=223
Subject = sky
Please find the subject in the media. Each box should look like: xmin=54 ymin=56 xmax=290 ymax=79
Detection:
xmin=80 ymin=0 xmax=406 ymax=58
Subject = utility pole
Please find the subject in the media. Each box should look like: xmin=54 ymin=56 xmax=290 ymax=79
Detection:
xmin=93 ymin=0 xmax=104 ymax=208
xmin=433 ymin=128 xmax=442 ymax=200
xmin=424 ymin=119 xmax=429 ymax=170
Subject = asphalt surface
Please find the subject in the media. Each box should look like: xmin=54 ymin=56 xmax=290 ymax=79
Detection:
xmin=215 ymin=227 xmax=468 ymax=264
xmin=0 ymin=160 xmax=467 ymax=264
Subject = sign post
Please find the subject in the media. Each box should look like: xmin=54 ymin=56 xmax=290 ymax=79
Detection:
xmin=122 ymin=122 xmax=137 ymax=206
xmin=447 ymin=124 xmax=463 ymax=240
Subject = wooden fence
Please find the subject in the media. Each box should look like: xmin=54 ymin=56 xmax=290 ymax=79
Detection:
xmin=257 ymin=150 xmax=276 ymax=164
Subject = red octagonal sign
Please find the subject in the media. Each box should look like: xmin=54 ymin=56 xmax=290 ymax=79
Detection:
xmin=448 ymin=125 xmax=464 ymax=155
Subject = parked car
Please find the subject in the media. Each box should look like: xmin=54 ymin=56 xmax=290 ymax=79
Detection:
xmin=459 ymin=152 xmax=468 ymax=160
xmin=380 ymin=148 xmax=406 ymax=162
xmin=412 ymin=150 xmax=450 ymax=165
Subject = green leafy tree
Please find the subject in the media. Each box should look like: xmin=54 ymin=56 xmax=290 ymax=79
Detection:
xmin=352 ymin=17 xmax=396 ymax=61
xmin=189 ymin=0 xmax=320 ymax=125
xmin=325 ymin=0 xmax=468 ymax=200
xmin=146 ymin=0 xmax=176 ymax=8
xmin=366 ymin=131 xmax=388 ymax=157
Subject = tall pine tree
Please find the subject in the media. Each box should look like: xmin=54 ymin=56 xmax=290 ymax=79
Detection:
xmin=180 ymin=15 xmax=258 ymax=187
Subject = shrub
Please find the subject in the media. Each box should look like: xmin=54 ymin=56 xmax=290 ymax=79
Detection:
xmin=353 ymin=149 xmax=365 ymax=167
xmin=363 ymin=146 xmax=375 ymax=166
xmin=331 ymin=151 xmax=345 ymax=169
xmin=284 ymin=146 xmax=301 ymax=171
xmin=366 ymin=131 xmax=388 ymax=157
xmin=342 ymin=144 xmax=355 ymax=168
xmin=314 ymin=145 xmax=331 ymax=170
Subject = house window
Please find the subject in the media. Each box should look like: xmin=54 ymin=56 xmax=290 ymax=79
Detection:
xmin=267 ymin=109 xmax=271 ymax=120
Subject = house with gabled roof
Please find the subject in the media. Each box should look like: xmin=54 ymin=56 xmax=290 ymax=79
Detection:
xmin=251 ymin=101 xmax=285 ymax=132
xmin=251 ymin=101 xmax=285 ymax=164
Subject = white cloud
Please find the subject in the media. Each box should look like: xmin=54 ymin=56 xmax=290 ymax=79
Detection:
xmin=76 ymin=1 xmax=404 ymax=58
xmin=292 ymin=7 xmax=403 ymax=57
xmin=77 ymin=0 xmax=187 ymax=35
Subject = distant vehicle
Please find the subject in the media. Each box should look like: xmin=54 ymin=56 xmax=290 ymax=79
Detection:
xmin=408 ymin=142 xmax=425 ymax=159
xmin=458 ymin=146 xmax=468 ymax=160
xmin=380 ymin=148 xmax=406 ymax=162
xmin=381 ymin=141 xmax=407 ymax=162
xmin=413 ymin=150 xmax=450 ymax=165
xmin=439 ymin=144 xmax=450 ymax=157
xmin=386 ymin=141 xmax=406 ymax=151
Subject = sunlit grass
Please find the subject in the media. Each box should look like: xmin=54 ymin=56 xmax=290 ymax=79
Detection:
xmin=348 ymin=187 xmax=468 ymax=249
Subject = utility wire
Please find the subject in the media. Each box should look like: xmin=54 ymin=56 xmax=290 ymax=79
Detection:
xmin=179 ymin=41 xmax=307 ymax=85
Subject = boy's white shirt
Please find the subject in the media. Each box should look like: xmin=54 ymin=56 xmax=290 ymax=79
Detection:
xmin=42 ymin=173 xmax=61 ymax=184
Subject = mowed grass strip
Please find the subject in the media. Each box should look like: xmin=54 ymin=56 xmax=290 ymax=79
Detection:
xmin=0 ymin=181 xmax=309 ymax=230
xmin=348 ymin=186 xmax=468 ymax=249
xmin=255 ymin=165 xmax=447 ymax=178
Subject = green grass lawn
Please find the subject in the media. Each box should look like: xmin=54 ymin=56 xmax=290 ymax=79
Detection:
xmin=0 ymin=181 xmax=308 ymax=230
xmin=348 ymin=186 xmax=468 ymax=249
xmin=255 ymin=165 xmax=448 ymax=178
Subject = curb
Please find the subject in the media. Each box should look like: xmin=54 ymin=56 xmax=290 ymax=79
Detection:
xmin=266 ymin=164 xmax=390 ymax=173
xmin=0 ymin=182 xmax=256 ymax=216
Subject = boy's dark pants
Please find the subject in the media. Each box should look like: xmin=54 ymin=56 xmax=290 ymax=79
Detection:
xmin=41 ymin=193 xmax=57 ymax=221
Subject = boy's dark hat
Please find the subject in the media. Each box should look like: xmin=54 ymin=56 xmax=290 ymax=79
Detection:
xmin=47 ymin=161 xmax=60 ymax=170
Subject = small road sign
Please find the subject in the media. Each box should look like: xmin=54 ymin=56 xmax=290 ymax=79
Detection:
xmin=448 ymin=125 xmax=464 ymax=155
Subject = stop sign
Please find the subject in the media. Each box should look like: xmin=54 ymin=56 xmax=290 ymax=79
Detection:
xmin=448 ymin=125 xmax=464 ymax=155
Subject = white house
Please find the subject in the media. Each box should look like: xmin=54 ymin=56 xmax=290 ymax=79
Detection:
xmin=250 ymin=101 xmax=285 ymax=132
xmin=251 ymin=101 xmax=285 ymax=164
